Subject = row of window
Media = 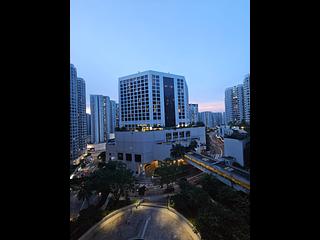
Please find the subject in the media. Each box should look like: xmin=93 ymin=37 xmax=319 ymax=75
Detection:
xmin=117 ymin=153 xmax=142 ymax=162
xmin=121 ymin=75 xmax=148 ymax=83
xmin=152 ymin=78 xmax=161 ymax=120
xmin=165 ymin=131 xmax=191 ymax=141
xmin=121 ymin=77 xmax=149 ymax=122
xmin=177 ymin=80 xmax=185 ymax=119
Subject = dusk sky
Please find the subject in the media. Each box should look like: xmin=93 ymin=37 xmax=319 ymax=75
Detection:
xmin=71 ymin=0 xmax=250 ymax=114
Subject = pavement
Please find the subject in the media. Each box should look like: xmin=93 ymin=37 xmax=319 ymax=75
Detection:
xmin=80 ymin=205 xmax=199 ymax=240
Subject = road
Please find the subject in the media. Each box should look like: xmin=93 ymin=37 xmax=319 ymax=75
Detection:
xmin=207 ymin=130 xmax=224 ymax=159
xmin=79 ymin=204 xmax=199 ymax=240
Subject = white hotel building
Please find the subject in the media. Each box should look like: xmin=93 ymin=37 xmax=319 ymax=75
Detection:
xmin=119 ymin=70 xmax=190 ymax=130
xmin=107 ymin=70 xmax=206 ymax=174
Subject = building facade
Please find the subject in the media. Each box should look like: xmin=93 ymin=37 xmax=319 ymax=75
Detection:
xmin=188 ymin=103 xmax=199 ymax=125
xmin=115 ymin=103 xmax=120 ymax=128
xmin=70 ymin=64 xmax=87 ymax=161
xmin=110 ymin=100 xmax=117 ymax=134
xmin=199 ymin=111 xmax=213 ymax=128
xmin=70 ymin=64 xmax=79 ymax=161
xmin=224 ymin=136 xmax=249 ymax=167
xmin=225 ymin=84 xmax=244 ymax=124
xmin=90 ymin=95 xmax=112 ymax=143
xmin=243 ymin=74 xmax=250 ymax=123
xmin=212 ymin=112 xmax=223 ymax=126
xmin=222 ymin=112 xmax=226 ymax=125
xmin=107 ymin=127 xmax=206 ymax=174
xmin=225 ymin=74 xmax=250 ymax=125
xmin=77 ymin=78 xmax=87 ymax=155
xmin=86 ymin=113 xmax=91 ymax=143
xmin=119 ymin=70 xmax=190 ymax=130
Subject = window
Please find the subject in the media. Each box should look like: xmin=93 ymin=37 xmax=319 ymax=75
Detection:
xmin=173 ymin=132 xmax=178 ymax=139
xmin=118 ymin=153 xmax=123 ymax=160
xmin=135 ymin=154 xmax=141 ymax=162
xmin=126 ymin=153 xmax=132 ymax=161
xmin=179 ymin=131 xmax=185 ymax=138
xmin=186 ymin=131 xmax=191 ymax=137
xmin=166 ymin=133 xmax=172 ymax=141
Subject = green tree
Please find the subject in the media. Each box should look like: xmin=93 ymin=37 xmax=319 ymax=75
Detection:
xmin=199 ymin=174 xmax=250 ymax=224
xmin=154 ymin=163 xmax=180 ymax=188
xmin=170 ymin=144 xmax=187 ymax=159
xmin=188 ymin=140 xmax=198 ymax=151
xmin=79 ymin=161 xmax=135 ymax=204
xmin=77 ymin=182 xmax=93 ymax=205
xmin=205 ymin=133 xmax=211 ymax=151
xmin=196 ymin=202 xmax=249 ymax=240
xmin=97 ymin=151 xmax=106 ymax=161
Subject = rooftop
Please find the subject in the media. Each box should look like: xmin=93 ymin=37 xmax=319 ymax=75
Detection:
xmin=119 ymin=70 xmax=185 ymax=80
xmin=224 ymin=130 xmax=248 ymax=140
xmin=115 ymin=125 xmax=205 ymax=132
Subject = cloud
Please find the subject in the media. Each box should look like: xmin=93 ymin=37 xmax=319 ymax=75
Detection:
xmin=198 ymin=101 xmax=225 ymax=112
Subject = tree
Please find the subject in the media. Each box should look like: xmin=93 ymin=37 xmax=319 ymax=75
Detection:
xmin=196 ymin=202 xmax=250 ymax=240
xmin=79 ymin=161 xmax=135 ymax=204
xmin=170 ymin=144 xmax=187 ymax=159
xmin=97 ymin=151 xmax=106 ymax=161
xmin=199 ymin=174 xmax=250 ymax=224
xmin=205 ymin=133 xmax=211 ymax=151
xmin=81 ymin=162 xmax=86 ymax=169
xmin=154 ymin=163 xmax=180 ymax=188
xmin=77 ymin=182 xmax=93 ymax=205
xmin=172 ymin=181 xmax=211 ymax=218
xmin=138 ymin=186 xmax=147 ymax=196
xmin=188 ymin=140 xmax=198 ymax=152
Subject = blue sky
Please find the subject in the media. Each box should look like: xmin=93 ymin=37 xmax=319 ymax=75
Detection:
xmin=71 ymin=0 xmax=250 ymax=113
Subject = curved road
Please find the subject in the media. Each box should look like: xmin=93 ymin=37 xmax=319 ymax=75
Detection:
xmin=79 ymin=204 xmax=199 ymax=240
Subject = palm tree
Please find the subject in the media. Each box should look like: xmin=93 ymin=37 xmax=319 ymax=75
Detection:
xmin=77 ymin=183 xmax=92 ymax=206
xmin=170 ymin=144 xmax=187 ymax=159
xmin=188 ymin=140 xmax=198 ymax=151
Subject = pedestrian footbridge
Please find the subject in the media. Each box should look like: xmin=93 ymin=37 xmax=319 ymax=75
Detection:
xmin=183 ymin=152 xmax=250 ymax=193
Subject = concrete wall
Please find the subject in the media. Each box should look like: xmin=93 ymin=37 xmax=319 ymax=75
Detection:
xmin=224 ymin=138 xmax=248 ymax=166
xmin=106 ymin=127 xmax=205 ymax=173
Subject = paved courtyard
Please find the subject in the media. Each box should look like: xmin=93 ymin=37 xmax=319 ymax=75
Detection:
xmin=80 ymin=205 xmax=199 ymax=240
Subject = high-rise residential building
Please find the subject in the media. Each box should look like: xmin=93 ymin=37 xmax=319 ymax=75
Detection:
xmin=188 ymin=103 xmax=199 ymax=125
xmin=243 ymin=74 xmax=250 ymax=123
xmin=197 ymin=112 xmax=201 ymax=123
xmin=110 ymin=100 xmax=117 ymax=134
xmin=119 ymin=70 xmax=189 ymax=130
xmin=199 ymin=111 xmax=214 ymax=128
xmin=70 ymin=64 xmax=79 ymax=161
xmin=90 ymin=95 xmax=111 ymax=143
xmin=70 ymin=64 xmax=87 ymax=161
xmin=222 ymin=112 xmax=226 ymax=125
xmin=225 ymin=74 xmax=250 ymax=125
xmin=86 ymin=113 xmax=91 ymax=143
xmin=77 ymin=77 xmax=87 ymax=154
xmin=115 ymin=103 xmax=120 ymax=128
xmin=212 ymin=112 xmax=223 ymax=126
xmin=225 ymin=84 xmax=244 ymax=124
xmin=237 ymin=84 xmax=245 ymax=123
